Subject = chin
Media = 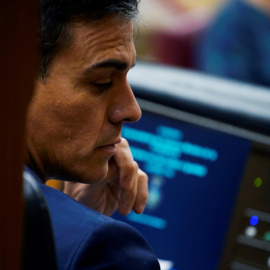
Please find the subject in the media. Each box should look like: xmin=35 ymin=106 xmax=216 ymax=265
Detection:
xmin=47 ymin=162 xmax=108 ymax=184
xmin=79 ymin=163 xmax=109 ymax=184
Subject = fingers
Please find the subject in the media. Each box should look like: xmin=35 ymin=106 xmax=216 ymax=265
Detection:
xmin=63 ymin=181 xmax=80 ymax=197
xmin=114 ymin=138 xmax=149 ymax=215
xmin=113 ymin=138 xmax=135 ymax=190
xmin=133 ymin=169 xmax=148 ymax=214
xmin=107 ymin=138 xmax=149 ymax=216
xmin=118 ymin=168 xmax=148 ymax=216
xmin=63 ymin=139 xmax=149 ymax=217
xmin=117 ymin=162 xmax=138 ymax=215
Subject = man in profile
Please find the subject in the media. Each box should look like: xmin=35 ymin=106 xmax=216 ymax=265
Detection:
xmin=25 ymin=0 xmax=160 ymax=269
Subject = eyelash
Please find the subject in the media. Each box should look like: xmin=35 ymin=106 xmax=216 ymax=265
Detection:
xmin=93 ymin=82 xmax=113 ymax=92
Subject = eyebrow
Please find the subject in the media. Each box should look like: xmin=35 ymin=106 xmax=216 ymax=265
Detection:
xmin=84 ymin=59 xmax=136 ymax=74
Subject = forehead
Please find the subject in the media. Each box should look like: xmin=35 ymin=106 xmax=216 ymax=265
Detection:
xmin=46 ymin=15 xmax=136 ymax=81
xmin=61 ymin=16 xmax=135 ymax=67
xmin=71 ymin=16 xmax=134 ymax=46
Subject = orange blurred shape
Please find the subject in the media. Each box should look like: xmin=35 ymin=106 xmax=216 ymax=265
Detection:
xmin=46 ymin=179 xmax=64 ymax=191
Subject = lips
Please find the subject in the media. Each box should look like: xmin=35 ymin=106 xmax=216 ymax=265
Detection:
xmin=99 ymin=137 xmax=122 ymax=148
xmin=96 ymin=137 xmax=122 ymax=154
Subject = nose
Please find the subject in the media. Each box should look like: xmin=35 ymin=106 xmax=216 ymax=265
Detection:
xmin=108 ymin=81 xmax=142 ymax=124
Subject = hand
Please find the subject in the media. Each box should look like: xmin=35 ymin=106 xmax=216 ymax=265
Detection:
xmin=63 ymin=138 xmax=148 ymax=216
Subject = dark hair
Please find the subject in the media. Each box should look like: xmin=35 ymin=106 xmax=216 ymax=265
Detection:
xmin=39 ymin=0 xmax=140 ymax=80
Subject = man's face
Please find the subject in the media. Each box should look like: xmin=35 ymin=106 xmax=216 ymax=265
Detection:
xmin=26 ymin=16 xmax=141 ymax=183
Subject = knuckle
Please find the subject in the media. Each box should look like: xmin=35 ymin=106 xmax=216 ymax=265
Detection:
xmin=139 ymin=169 xmax=148 ymax=181
xmin=121 ymin=138 xmax=129 ymax=147
xmin=125 ymin=160 xmax=138 ymax=175
xmin=125 ymin=162 xmax=136 ymax=175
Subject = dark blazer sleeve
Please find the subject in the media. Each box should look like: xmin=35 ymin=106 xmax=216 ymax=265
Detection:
xmin=70 ymin=220 xmax=161 ymax=270
xmin=39 ymin=183 xmax=160 ymax=270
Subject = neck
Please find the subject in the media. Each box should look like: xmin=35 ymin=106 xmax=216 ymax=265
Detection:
xmin=25 ymin=152 xmax=46 ymax=184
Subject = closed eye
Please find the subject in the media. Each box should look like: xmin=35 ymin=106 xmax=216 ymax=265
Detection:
xmin=93 ymin=82 xmax=113 ymax=92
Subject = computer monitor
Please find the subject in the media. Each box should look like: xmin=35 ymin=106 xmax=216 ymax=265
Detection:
xmin=113 ymin=62 xmax=270 ymax=270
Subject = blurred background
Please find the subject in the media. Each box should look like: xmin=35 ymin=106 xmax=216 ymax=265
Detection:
xmin=134 ymin=0 xmax=270 ymax=88
xmin=135 ymin=0 xmax=223 ymax=64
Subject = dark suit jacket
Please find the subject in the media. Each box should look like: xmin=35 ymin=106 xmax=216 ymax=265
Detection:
xmin=38 ymin=182 xmax=160 ymax=270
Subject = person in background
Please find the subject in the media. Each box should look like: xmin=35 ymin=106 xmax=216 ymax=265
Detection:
xmin=24 ymin=0 xmax=160 ymax=269
xmin=195 ymin=0 xmax=270 ymax=87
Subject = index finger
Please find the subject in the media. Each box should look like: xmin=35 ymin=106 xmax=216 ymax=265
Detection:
xmin=114 ymin=138 xmax=136 ymax=190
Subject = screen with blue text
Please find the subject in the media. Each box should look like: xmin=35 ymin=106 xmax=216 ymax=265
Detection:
xmin=113 ymin=110 xmax=251 ymax=270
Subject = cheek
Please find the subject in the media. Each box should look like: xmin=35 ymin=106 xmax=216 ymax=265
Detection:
xmin=27 ymin=88 xmax=111 ymax=182
xmin=51 ymin=99 xmax=109 ymax=163
xmin=46 ymin=90 xmax=104 ymax=132
xmin=27 ymin=93 xmax=100 ymax=150
xmin=30 ymin=83 xmax=107 ymax=140
xmin=58 ymin=101 xmax=106 ymax=140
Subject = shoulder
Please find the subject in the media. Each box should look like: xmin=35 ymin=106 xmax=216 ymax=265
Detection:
xmin=74 ymin=217 xmax=160 ymax=270
xmin=40 ymin=184 xmax=160 ymax=270
xmin=38 ymin=183 xmax=111 ymax=236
